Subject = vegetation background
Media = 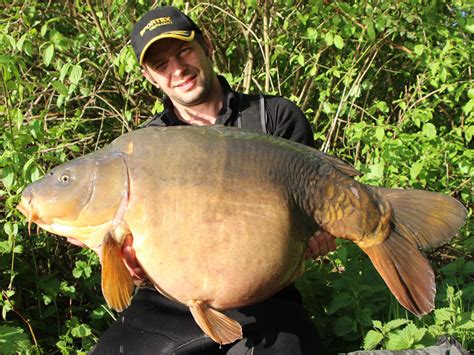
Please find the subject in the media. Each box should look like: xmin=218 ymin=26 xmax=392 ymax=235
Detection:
xmin=1 ymin=0 xmax=472 ymax=353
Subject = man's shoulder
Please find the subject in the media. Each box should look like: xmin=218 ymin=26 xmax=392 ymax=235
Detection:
xmin=262 ymin=94 xmax=300 ymax=110
xmin=237 ymin=93 xmax=298 ymax=112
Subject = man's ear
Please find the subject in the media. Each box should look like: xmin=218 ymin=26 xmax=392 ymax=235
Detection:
xmin=141 ymin=67 xmax=160 ymax=89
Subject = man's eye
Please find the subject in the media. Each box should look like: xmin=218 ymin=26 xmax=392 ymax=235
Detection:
xmin=155 ymin=62 xmax=166 ymax=70
xmin=179 ymin=47 xmax=191 ymax=56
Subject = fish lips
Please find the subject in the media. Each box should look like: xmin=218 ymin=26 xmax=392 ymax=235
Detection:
xmin=17 ymin=196 xmax=45 ymax=236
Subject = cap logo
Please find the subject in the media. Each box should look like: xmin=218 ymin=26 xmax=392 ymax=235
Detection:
xmin=140 ymin=17 xmax=173 ymax=36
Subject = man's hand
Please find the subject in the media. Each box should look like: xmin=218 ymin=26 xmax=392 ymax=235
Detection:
xmin=304 ymin=230 xmax=337 ymax=259
xmin=121 ymin=234 xmax=148 ymax=284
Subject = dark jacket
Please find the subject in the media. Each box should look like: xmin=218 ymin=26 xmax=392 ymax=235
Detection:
xmin=91 ymin=77 xmax=322 ymax=355
xmin=146 ymin=76 xmax=315 ymax=147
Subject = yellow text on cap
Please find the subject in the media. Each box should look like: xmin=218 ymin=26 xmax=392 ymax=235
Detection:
xmin=140 ymin=17 xmax=173 ymax=36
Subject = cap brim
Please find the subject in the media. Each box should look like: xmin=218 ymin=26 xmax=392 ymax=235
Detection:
xmin=139 ymin=30 xmax=196 ymax=65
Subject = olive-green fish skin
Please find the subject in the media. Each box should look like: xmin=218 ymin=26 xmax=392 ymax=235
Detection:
xmin=17 ymin=125 xmax=467 ymax=340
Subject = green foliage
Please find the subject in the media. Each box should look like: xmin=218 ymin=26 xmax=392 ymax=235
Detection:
xmin=1 ymin=0 xmax=472 ymax=353
xmin=362 ymin=285 xmax=474 ymax=350
xmin=0 ymin=325 xmax=32 ymax=355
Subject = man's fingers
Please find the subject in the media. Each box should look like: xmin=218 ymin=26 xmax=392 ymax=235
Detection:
xmin=67 ymin=237 xmax=87 ymax=247
xmin=121 ymin=234 xmax=147 ymax=282
xmin=306 ymin=230 xmax=337 ymax=258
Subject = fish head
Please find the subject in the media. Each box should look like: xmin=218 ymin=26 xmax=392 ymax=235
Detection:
xmin=17 ymin=151 xmax=129 ymax=249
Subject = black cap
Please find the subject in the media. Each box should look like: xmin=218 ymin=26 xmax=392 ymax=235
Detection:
xmin=131 ymin=6 xmax=202 ymax=65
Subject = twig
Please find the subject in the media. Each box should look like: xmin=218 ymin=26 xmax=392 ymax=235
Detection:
xmin=263 ymin=0 xmax=271 ymax=92
xmin=192 ymin=3 xmax=267 ymax=65
xmin=38 ymin=135 xmax=95 ymax=154
xmin=1 ymin=290 xmax=38 ymax=347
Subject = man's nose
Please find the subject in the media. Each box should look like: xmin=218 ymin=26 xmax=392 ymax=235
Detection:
xmin=169 ymin=57 xmax=187 ymax=76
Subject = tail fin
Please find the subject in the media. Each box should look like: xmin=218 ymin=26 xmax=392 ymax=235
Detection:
xmin=361 ymin=188 xmax=467 ymax=316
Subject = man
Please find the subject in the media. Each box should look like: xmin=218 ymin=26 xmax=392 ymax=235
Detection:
xmin=91 ymin=6 xmax=335 ymax=354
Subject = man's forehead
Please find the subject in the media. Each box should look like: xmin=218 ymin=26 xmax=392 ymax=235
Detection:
xmin=144 ymin=39 xmax=191 ymax=61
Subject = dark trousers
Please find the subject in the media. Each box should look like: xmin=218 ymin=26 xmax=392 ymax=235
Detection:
xmin=90 ymin=285 xmax=323 ymax=354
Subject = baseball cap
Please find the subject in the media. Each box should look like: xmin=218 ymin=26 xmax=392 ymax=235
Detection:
xmin=131 ymin=6 xmax=202 ymax=65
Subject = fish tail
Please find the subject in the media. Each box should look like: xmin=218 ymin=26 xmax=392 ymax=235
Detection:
xmin=360 ymin=188 xmax=467 ymax=316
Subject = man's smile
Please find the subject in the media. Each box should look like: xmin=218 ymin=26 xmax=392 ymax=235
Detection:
xmin=174 ymin=75 xmax=197 ymax=90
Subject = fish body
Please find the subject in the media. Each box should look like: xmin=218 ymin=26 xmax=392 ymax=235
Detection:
xmin=17 ymin=126 xmax=467 ymax=344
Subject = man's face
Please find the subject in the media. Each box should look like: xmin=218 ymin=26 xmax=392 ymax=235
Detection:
xmin=142 ymin=38 xmax=214 ymax=107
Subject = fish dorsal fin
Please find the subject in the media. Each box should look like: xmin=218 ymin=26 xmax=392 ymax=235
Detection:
xmin=317 ymin=152 xmax=361 ymax=177
xmin=189 ymin=300 xmax=242 ymax=345
xmin=101 ymin=233 xmax=134 ymax=312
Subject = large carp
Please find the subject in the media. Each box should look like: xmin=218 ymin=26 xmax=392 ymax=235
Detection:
xmin=17 ymin=126 xmax=466 ymax=345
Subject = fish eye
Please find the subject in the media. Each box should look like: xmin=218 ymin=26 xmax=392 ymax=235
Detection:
xmin=59 ymin=173 xmax=71 ymax=184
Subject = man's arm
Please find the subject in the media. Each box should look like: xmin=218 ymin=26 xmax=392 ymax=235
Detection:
xmin=264 ymin=96 xmax=315 ymax=147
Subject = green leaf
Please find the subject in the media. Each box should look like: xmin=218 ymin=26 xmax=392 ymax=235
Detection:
xmin=457 ymin=320 xmax=474 ymax=330
xmin=398 ymin=323 xmax=426 ymax=344
xmin=465 ymin=126 xmax=474 ymax=142
xmin=462 ymin=99 xmax=474 ymax=115
xmin=468 ymin=88 xmax=474 ymax=100
xmin=422 ymin=123 xmax=436 ymax=138
xmin=414 ymin=44 xmax=424 ymax=56
xmin=73 ymin=261 xmax=92 ymax=279
xmin=52 ymin=81 xmax=69 ymax=96
xmin=59 ymin=62 xmax=72 ymax=82
xmin=332 ymin=315 xmax=356 ymax=337
xmin=334 ymin=34 xmax=344 ymax=49
xmin=297 ymin=54 xmax=305 ymax=66
xmin=69 ymin=64 xmax=83 ymax=85
xmin=324 ymin=32 xmax=333 ymax=46
xmin=466 ymin=18 xmax=474 ymax=33
xmin=90 ymin=307 xmax=107 ymax=319
xmin=246 ymin=0 xmax=257 ymax=8
xmin=328 ymin=292 xmax=353 ymax=314
xmin=0 ymin=55 xmax=14 ymax=64
xmin=462 ymin=261 xmax=474 ymax=274
xmin=43 ymin=43 xmax=54 ymax=67
xmin=3 ymin=222 xmax=18 ymax=237
xmin=372 ymin=320 xmax=383 ymax=330
xmin=355 ymin=308 xmax=373 ymax=326
xmin=367 ymin=23 xmax=376 ymax=41
xmin=375 ymin=127 xmax=385 ymax=142
xmin=60 ymin=281 xmax=76 ymax=297
xmin=383 ymin=319 xmax=410 ymax=332
xmin=410 ymin=161 xmax=424 ymax=180
xmin=375 ymin=101 xmax=389 ymax=113
xmin=386 ymin=332 xmax=411 ymax=350
xmin=71 ymin=324 xmax=91 ymax=338
xmin=363 ymin=330 xmax=384 ymax=350
xmin=0 ymin=326 xmax=31 ymax=354
xmin=434 ymin=308 xmax=453 ymax=323
xmin=366 ymin=162 xmax=385 ymax=181
xmin=1 ymin=166 xmax=15 ymax=191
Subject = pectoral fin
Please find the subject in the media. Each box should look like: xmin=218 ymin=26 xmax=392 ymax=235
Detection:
xmin=189 ymin=300 xmax=242 ymax=345
xmin=101 ymin=233 xmax=134 ymax=312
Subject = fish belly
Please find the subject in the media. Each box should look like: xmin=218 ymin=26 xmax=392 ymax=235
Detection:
xmin=128 ymin=184 xmax=307 ymax=310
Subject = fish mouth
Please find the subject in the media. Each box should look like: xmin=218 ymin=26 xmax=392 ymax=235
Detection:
xmin=16 ymin=198 xmax=30 ymax=218
xmin=17 ymin=197 xmax=37 ymax=236
xmin=17 ymin=197 xmax=49 ymax=236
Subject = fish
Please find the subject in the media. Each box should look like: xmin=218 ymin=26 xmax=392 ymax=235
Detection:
xmin=17 ymin=125 xmax=467 ymax=345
